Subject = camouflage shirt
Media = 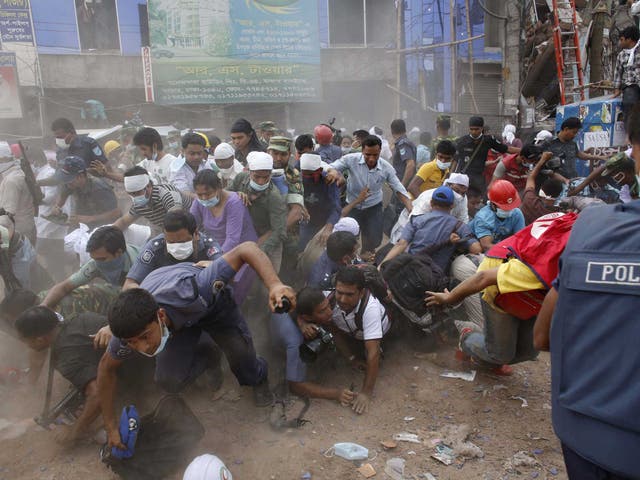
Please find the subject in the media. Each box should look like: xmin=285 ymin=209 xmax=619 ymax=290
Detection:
xmin=38 ymin=283 xmax=119 ymax=321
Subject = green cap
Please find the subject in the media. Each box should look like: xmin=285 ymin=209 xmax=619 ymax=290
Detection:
xmin=602 ymin=152 xmax=634 ymax=177
xmin=268 ymin=136 xmax=292 ymax=152
xmin=259 ymin=121 xmax=277 ymax=132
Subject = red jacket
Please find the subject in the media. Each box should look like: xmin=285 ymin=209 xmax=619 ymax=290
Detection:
xmin=486 ymin=212 xmax=579 ymax=318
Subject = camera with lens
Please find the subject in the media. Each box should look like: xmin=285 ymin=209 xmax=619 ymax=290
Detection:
xmin=299 ymin=326 xmax=335 ymax=363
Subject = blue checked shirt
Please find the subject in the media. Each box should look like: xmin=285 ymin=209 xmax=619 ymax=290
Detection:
xmin=329 ymin=153 xmax=410 ymax=209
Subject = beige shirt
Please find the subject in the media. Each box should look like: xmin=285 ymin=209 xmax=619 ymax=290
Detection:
xmin=0 ymin=165 xmax=36 ymax=240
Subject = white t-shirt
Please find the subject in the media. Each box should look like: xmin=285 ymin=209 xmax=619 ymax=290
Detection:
xmin=35 ymin=164 xmax=69 ymax=239
xmin=138 ymin=153 xmax=176 ymax=185
xmin=331 ymin=292 xmax=389 ymax=341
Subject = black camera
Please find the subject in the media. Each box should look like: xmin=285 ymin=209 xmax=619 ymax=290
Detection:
xmin=299 ymin=326 xmax=335 ymax=363
xmin=274 ymin=296 xmax=292 ymax=314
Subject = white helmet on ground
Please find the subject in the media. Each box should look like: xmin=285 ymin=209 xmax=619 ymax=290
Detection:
xmin=183 ymin=454 xmax=233 ymax=480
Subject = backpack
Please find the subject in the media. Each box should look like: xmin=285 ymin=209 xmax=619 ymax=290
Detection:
xmin=102 ymin=395 xmax=205 ymax=480
xmin=380 ymin=253 xmax=449 ymax=317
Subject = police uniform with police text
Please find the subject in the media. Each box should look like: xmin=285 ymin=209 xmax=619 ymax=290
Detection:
xmin=126 ymin=234 xmax=222 ymax=285
xmin=550 ymin=200 xmax=640 ymax=478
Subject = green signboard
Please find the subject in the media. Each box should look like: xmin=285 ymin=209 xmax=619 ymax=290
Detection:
xmin=148 ymin=0 xmax=321 ymax=104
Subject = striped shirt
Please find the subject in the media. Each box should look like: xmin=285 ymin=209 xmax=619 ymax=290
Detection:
xmin=129 ymin=183 xmax=192 ymax=228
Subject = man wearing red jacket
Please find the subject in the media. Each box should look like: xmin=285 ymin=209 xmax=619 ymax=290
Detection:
xmin=426 ymin=212 xmax=578 ymax=375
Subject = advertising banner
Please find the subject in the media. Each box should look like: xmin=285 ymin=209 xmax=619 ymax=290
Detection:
xmin=0 ymin=0 xmax=33 ymax=44
xmin=147 ymin=0 xmax=321 ymax=104
xmin=0 ymin=52 xmax=23 ymax=118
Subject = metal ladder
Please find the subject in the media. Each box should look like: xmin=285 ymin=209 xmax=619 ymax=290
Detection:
xmin=552 ymin=0 xmax=585 ymax=104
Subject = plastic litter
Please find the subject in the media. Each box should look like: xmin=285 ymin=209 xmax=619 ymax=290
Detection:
xmin=328 ymin=442 xmax=369 ymax=461
xmin=510 ymin=396 xmax=529 ymax=407
xmin=432 ymin=443 xmax=455 ymax=465
xmin=384 ymin=457 xmax=405 ymax=480
xmin=301 ymin=472 xmax=312 ymax=479
xmin=440 ymin=370 xmax=476 ymax=382
xmin=393 ymin=432 xmax=421 ymax=444
xmin=403 ymin=416 xmax=415 ymax=422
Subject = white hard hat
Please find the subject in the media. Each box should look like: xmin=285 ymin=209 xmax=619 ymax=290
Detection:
xmin=183 ymin=454 xmax=233 ymax=480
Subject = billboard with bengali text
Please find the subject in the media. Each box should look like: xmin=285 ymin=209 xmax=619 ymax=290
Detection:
xmin=0 ymin=52 xmax=23 ymax=119
xmin=147 ymin=0 xmax=321 ymax=104
xmin=0 ymin=0 xmax=33 ymax=44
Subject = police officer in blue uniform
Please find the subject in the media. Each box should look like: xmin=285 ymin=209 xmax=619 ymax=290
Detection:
xmin=97 ymin=241 xmax=296 ymax=452
xmin=534 ymin=110 xmax=640 ymax=479
xmin=124 ymin=210 xmax=222 ymax=290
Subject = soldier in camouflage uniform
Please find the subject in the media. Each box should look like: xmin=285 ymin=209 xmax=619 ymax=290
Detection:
xmin=267 ymin=136 xmax=307 ymax=280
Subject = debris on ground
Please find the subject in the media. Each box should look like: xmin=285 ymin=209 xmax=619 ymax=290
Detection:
xmin=392 ymin=432 xmax=421 ymax=443
xmin=440 ymin=370 xmax=477 ymax=382
xmin=384 ymin=457 xmax=405 ymax=480
xmin=356 ymin=463 xmax=376 ymax=478
xmin=380 ymin=439 xmax=397 ymax=449
xmin=432 ymin=443 xmax=455 ymax=465
xmin=504 ymin=451 xmax=540 ymax=471
xmin=510 ymin=396 xmax=529 ymax=408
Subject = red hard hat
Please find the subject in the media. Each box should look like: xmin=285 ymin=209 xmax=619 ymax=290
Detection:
xmin=9 ymin=144 xmax=21 ymax=158
xmin=488 ymin=180 xmax=521 ymax=210
xmin=314 ymin=125 xmax=333 ymax=145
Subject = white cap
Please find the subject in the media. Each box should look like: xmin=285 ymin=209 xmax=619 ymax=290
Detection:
xmin=0 ymin=141 xmax=12 ymax=160
xmin=183 ymin=454 xmax=232 ymax=480
xmin=213 ymin=142 xmax=235 ymax=160
xmin=300 ymin=153 xmax=322 ymax=171
xmin=124 ymin=174 xmax=150 ymax=193
xmin=247 ymin=151 xmax=273 ymax=171
xmin=332 ymin=217 xmax=360 ymax=236
xmin=444 ymin=173 xmax=469 ymax=188
xmin=534 ymin=130 xmax=553 ymax=145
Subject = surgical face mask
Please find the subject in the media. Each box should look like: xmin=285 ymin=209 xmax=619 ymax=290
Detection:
xmin=131 ymin=192 xmax=149 ymax=208
xmin=166 ymin=240 xmax=194 ymax=261
xmin=436 ymin=160 xmax=451 ymax=170
xmin=495 ymin=208 xmax=514 ymax=219
xmin=55 ymin=137 xmax=68 ymax=149
xmin=250 ymin=179 xmax=269 ymax=192
xmin=470 ymin=133 xmax=483 ymax=140
xmin=342 ymin=147 xmax=351 ymax=154
xmin=150 ymin=149 xmax=158 ymax=161
xmin=197 ymin=195 xmax=219 ymax=208
xmin=168 ymin=141 xmax=178 ymax=150
xmin=219 ymin=166 xmax=235 ymax=177
xmin=96 ymin=254 xmax=126 ymax=285
xmin=139 ymin=319 xmax=170 ymax=358
xmin=271 ymin=168 xmax=285 ymax=177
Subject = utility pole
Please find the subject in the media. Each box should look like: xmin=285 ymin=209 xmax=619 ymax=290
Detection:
xmin=395 ymin=0 xmax=402 ymax=118
xmin=449 ymin=0 xmax=457 ymax=114
xmin=588 ymin=0 xmax=609 ymax=98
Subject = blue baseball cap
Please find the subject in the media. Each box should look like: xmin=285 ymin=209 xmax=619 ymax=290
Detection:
xmin=55 ymin=155 xmax=86 ymax=183
xmin=433 ymin=186 xmax=455 ymax=205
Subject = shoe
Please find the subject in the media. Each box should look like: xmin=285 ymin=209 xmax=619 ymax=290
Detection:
xmin=489 ymin=364 xmax=513 ymax=376
xmin=253 ymin=378 xmax=275 ymax=407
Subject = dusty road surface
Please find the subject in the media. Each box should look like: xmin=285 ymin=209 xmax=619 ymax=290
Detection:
xmin=0 ymin=326 xmax=567 ymax=480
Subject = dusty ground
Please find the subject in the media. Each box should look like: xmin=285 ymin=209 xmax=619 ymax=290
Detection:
xmin=0 ymin=325 xmax=567 ymax=480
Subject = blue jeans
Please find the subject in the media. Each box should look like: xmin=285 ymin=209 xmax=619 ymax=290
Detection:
xmin=348 ymin=202 xmax=383 ymax=252
xmin=270 ymin=313 xmax=306 ymax=383
xmin=562 ymin=443 xmax=633 ymax=480
xmin=460 ymin=299 xmax=538 ymax=366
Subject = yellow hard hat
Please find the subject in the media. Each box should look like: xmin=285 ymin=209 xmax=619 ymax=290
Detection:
xmin=104 ymin=140 xmax=121 ymax=157
xmin=195 ymin=131 xmax=211 ymax=149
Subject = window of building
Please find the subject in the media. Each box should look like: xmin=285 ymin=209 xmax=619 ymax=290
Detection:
xmin=76 ymin=0 xmax=120 ymax=51
xmin=328 ymin=0 xmax=394 ymax=47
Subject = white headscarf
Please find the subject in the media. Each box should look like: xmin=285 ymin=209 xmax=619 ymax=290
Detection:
xmin=502 ymin=124 xmax=516 ymax=145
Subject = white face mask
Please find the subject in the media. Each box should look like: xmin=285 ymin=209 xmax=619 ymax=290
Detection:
xmin=271 ymin=168 xmax=285 ymax=177
xmin=436 ymin=160 xmax=451 ymax=170
xmin=139 ymin=319 xmax=170 ymax=357
xmin=219 ymin=166 xmax=235 ymax=176
xmin=55 ymin=138 xmax=68 ymax=149
xmin=495 ymin=208 xmax=513 ymax=219
xmin=166 ymin=240 xmax=194 ymax=261
xmin=470 ymin=133 xmax=483 ymax=140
